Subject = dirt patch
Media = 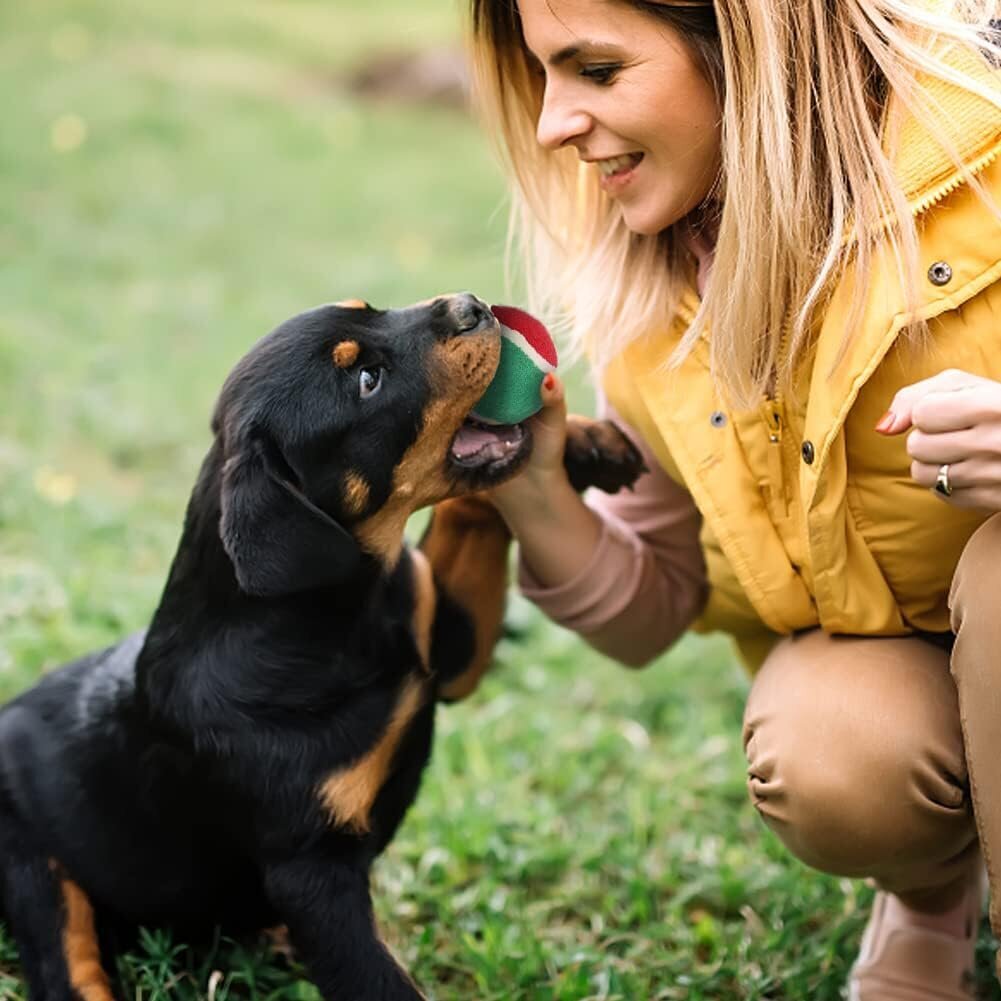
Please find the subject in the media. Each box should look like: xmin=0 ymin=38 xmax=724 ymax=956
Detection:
xmin=119 ymin=42 xmax=471 ymax=114
xmin=345 ymin=46 xmax=470 ymax=112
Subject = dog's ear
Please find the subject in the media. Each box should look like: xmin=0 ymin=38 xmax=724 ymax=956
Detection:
xmin=219 ymin=437 xmax=360 ymax=597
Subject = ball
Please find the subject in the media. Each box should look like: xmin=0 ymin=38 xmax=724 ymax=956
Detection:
xmin=471 ymin=305 xmax=558 ymax=425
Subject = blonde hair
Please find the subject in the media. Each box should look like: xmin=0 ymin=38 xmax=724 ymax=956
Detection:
xmin=469 ymin=0 xmax=1001 ymax=406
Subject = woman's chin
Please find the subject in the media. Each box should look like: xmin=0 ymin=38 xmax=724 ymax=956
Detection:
xmin=618 ymin=201 xmax=686 ymax=237
xmin=618 ymin=187 xmax=716 ymax=237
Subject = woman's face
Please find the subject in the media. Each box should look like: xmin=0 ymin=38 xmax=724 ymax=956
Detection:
xmin=518 ymin=0 xmax=721 ymax=235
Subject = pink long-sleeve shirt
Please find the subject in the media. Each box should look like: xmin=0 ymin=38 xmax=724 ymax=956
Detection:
xmin=518 ymin=405 xmax=709 ymax=667
xmin=519 ymin=233 xmax=715 ymax=666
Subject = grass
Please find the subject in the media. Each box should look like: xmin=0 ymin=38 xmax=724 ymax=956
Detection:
xmin=0 ymin=0 xmax=998 ymax=998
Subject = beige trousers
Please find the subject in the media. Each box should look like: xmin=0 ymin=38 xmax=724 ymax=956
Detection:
xmin=743 ymin=512 xmax=1001 ymax=974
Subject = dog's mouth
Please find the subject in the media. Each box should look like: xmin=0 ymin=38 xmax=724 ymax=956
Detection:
xmin=448 ymin=415 xmax=531 ymax=481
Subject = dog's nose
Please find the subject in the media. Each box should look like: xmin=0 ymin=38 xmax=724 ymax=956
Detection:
xmin=448 ymin=293 xmax=494 ymax=335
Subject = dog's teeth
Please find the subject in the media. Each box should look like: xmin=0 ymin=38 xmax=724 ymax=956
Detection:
xmin=450 ymin=421 xmax=525 ymax=466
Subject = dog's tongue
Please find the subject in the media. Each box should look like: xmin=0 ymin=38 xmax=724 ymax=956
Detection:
xmin=451 ymin=422 xmax=523 ymax=462
xmin=452 ymin=424 xmax=499 ymax=460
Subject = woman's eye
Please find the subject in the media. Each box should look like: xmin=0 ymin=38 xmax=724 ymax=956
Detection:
xmin=579 ymin=64 xmax=620 ymax=85
xmin=359 ymin=366 xmax=384 ymax=399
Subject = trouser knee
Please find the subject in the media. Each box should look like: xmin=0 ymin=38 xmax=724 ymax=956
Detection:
xmin=743 ymin=629 xmax=975 ymax=897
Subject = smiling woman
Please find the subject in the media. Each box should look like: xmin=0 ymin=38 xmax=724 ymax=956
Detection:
xmin=521 ymin=0 xmax=720 ymax=236
xmin=467 ymin=0 xmax=1001 ymax=996
xmin=469 ymin=0 xmax=722 ymax=375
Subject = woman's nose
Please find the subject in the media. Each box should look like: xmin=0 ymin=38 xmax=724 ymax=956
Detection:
xmin=535 ymin=84 xmax=592 ymax=150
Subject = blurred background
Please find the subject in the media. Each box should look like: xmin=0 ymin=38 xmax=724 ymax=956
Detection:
xmin=3 ymin=1 xmax=991 ymax=998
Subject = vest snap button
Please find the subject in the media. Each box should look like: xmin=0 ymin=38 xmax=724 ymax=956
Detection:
xmin=927 ymin=261 xmax=953 ymax=286
xmin=801 ymin=440 xmax=815 ymax=465
xmin=710 ymin=410 xmax=727 ymax=428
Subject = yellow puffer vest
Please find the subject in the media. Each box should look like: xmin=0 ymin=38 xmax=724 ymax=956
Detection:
xmin=603 ymin=50 xmax=1001 ymax=671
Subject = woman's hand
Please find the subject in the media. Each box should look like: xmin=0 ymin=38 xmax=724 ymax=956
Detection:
xmin=488 ymin=373 xmax=569 ymax=511
xmin=876 ymin=369 xmax=1001 ymax=511
xmin=484 ymin=373 xmax=604 ymax=585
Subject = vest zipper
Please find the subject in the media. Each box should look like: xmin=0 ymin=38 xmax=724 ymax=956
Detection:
xmin=908 ymin=143 xmax=1001 ymax=218
xmin=759 ymin=403 xmax=788 ymax=517
xmin=762 ymin=314 xmax=793 ymax=517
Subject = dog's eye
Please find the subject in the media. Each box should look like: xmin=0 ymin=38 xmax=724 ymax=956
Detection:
xmin=359 ymin=366 xmax=384 ymax=399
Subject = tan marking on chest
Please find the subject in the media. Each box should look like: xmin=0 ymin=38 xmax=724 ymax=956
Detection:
xmin=318 ymin=674 xmax=428 ymax=834
xmin=57 ymin=874 xmax=115 ymax=1001
xmin=409 ymin=548 xmax=437 ymax=672
xmin=335 ymin=298 xmax=369 ymax=309
xmin=333 ymin=340 xmax=360 ymax=368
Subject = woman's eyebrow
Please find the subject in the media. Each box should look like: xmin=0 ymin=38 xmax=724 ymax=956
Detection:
xmin=548 ymin=39 xmax=618 ymax=67
xmin=550 ymin=43 xmax=583 ymax=66
xmin=523 ymin=37 xmax=622 ymax=71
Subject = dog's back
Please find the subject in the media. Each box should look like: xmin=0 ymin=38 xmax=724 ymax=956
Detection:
xmin=0 ymin=631 xmax=279 ymax=937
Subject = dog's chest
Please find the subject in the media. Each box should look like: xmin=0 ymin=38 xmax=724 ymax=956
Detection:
xmin=316 ymin=548 xmax=438 ymax=837
xmin=316 ymin=674 xmax=430 ymax=833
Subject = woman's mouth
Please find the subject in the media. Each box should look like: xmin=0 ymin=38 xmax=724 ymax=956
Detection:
xmin=596 ymin=153 xmax=644 ymax=193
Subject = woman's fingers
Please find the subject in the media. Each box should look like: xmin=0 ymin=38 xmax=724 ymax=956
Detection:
xmin=532 ymin=375 xmax=568 ymax=459
xmin=910 ymin=383 xmax=1001 ymax=433
xmin=877 ymin=369 xmax=991 ymax=435
xmin=909 ymin=457 xmax=1001 ymax=509
xmin=905 ymin=427 xmax=979 ymax=465
xmin=537 ymin=372 xmax=566 ymax=419
xmin=876 ymin=369 xmax=1001 ymax=513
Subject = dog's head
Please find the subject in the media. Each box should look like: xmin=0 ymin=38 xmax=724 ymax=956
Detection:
xmin=212 ymin=293 xmax=531 ymax=597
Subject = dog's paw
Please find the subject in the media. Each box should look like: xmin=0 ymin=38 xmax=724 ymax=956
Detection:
xmin=563 ymin=417 xmax=648 ymax=494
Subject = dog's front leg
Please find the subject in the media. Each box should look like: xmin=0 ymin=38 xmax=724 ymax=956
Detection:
xmin=419 ymin=494 xmax=511 ymax=702
xmin=264 ymin=857 xmax=424 ymax=1000
xmin=420 ymin=418 xmax=646 ymax=701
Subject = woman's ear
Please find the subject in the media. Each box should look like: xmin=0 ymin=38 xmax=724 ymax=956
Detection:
xmin=219 ymin=437 xmax=360 ymax=597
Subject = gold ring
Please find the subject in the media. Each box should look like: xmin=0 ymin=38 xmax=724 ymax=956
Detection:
xmin=934 ymin=463 xmax=953 ymax=497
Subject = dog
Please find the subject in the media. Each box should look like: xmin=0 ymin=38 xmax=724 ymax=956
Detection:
xmin=0 ymin=293 xmax=644 ymax=1000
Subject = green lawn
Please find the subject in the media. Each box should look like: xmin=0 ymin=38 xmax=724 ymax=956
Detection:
xmin=1 ymin=1 xmax=997 ymax=998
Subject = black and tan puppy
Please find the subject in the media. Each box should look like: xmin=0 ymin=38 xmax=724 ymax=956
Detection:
xmin=0 ymin=293 xmax=643 ymax=1001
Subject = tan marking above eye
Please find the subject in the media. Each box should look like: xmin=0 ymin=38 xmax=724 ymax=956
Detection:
xmin=333 ymin=340 xmax=361 ymax=368
xmin=342 ymin=471 xmax=370 ymax=516
xmin=318 ymin=674 xmax=428 ymax=833
xmin=335 ymin=299 xmax=369 ymax=310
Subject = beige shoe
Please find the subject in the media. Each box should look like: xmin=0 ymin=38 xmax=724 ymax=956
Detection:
xmin=848 ymin=874 xmax=983 ymax=1001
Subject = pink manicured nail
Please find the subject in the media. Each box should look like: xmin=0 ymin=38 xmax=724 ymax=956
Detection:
xmin=543 ymin=374 xmax=555 ymax=391
xmin=874 ymin=410 xmax=895 ymax=433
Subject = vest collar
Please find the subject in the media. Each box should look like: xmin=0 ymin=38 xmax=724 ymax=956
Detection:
xmin=891 ymin=44 xmax=1001 ymax=216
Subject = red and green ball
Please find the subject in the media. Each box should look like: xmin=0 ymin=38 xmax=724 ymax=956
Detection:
xmin=472 ymin=305 xmax=559 ymax=425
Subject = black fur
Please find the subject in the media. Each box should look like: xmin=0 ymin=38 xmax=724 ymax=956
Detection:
xmin=0 ymin=294 xmax=645 ymax=1000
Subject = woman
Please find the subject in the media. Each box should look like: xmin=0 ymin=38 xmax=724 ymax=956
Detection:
xmin=467 ymin=0 xmax=1001 ymax=996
